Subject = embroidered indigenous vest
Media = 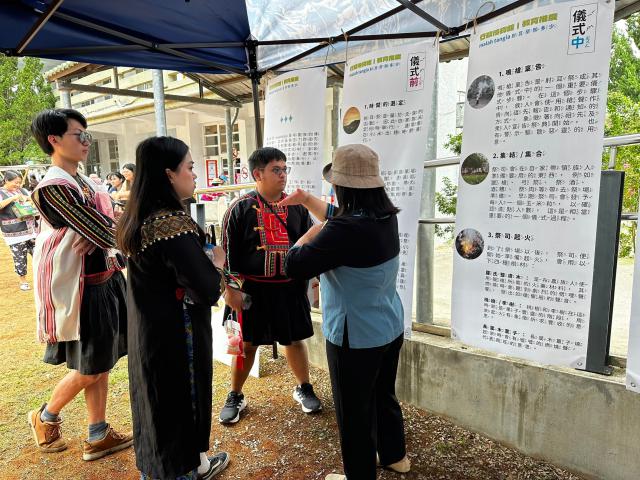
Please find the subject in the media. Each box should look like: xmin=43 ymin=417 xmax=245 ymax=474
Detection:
xmin=139 ymin=209 xmax=199 ymax=252
xmin=32 ymin=167 xmax=119 ymax=344
xmin=253 ymin=193 xmax=290 ymax=279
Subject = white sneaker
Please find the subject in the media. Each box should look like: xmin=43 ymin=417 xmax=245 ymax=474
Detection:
xmin=325 ymin=475 xmax=346 ymax=480
xmin=20 ymin=283 xmax=30 ymax=291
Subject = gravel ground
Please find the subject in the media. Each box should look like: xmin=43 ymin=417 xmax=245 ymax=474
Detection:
xmin=0 ymin=245 xmax=583 ymax=479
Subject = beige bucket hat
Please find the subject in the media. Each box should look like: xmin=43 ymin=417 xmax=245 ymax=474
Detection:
xmin=322 ymin=144 xmax=385 ymax=189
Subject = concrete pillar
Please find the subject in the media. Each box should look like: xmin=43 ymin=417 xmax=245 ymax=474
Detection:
xmin=152 ymin=69 xmax=167 ymax=136
xmin=57 ymin=81 xmax=72 ymax=108
xmin=186 ymin=112 xmax=206 ymax=190
xmin=111 ymin=67 xmax=119 ymax=89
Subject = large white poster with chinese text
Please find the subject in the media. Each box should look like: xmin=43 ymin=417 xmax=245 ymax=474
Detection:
xmin=264 ymin=68 xmax=326 ymax=196
xmin=626 ymin=200 xmax=640 ymax=393
xmin=451 ymin=1 xmax=614 ymax=368
xmin=339 ymin=42 xmax=438 ymax=336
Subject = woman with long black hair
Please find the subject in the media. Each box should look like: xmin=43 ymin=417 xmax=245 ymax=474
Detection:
xmin=112 ymin=163 xmax=135 ymax=204
xmin=117 ymin=136 xmax=229 ymax=480
xmin=283 ymin=144 xmax=410 ymax=480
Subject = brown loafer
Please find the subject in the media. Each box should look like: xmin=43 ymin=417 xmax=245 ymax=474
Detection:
xmin=82 ymin=424 xmax=133 ymax=461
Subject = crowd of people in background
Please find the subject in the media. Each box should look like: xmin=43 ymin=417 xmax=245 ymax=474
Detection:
xmin=1 ymin=107 xmax=410 ymax=480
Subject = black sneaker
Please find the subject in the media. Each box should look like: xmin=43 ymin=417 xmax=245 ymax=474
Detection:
xmin=293 ymin=383 xmax=322 ymax=413
xmin=219 ymin=391 xmax=247 ymax=424
xmin=199 ymin=452 xmax=231 ymax=479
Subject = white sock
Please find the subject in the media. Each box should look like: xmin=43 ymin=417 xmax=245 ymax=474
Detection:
xmin=197 ymin=452 xmax=210 ymax=475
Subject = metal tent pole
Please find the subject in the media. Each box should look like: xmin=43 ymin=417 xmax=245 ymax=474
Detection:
xmin=152 ymin=69 xmax=167 ymax=136
xmin=416 ymin=62 xmax=438 ymax=324
xmin=225 ymin=107 xmax=235 ymax=185
xmin=247 ymin=40 xmax=263 ymax=148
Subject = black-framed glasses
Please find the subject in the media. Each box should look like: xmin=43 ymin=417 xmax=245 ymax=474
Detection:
xmin=266 ymin=166 xmax=290 ymax=176
xmin=64 ymin=131 xmax=93 ymax=144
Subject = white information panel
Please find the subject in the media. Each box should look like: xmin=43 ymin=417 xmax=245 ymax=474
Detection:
xmin=339 ymin=41 xmax=438 ymax=336
xmin=264 ymin=68 xmax=327 ymax=196
xmin=452 ymin=1 xmax=614 ymax=368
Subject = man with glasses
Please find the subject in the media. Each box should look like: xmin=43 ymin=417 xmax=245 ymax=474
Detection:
xmin=26 ymin=109 xmax=132 ymax=461
xmin=219 ymin=147 xmax=322 ymax=424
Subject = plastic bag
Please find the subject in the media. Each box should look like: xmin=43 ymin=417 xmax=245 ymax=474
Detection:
xmin=224 ymin=312 xmax=244 ymax=357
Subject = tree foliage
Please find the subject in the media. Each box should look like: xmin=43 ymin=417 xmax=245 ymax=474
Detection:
xmin=435 ymin=176 xmax=458 ymax=239
xmin=444 ymin=132 xmax=462 ymax=156
xmin=0 ymin=56 xmax=55 ymax=166
xmin=604 ymin=18 xmax=640 ymax=256
xmin=435 ymin=16 xmax=640 ymax=254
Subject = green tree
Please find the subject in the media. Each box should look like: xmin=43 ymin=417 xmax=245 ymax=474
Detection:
xmin=434 ymin=133 xmax=461 ymax=240
xmin=433 ymin=17 xmax=640 ymax=250
xmin=0 ymin=56 xmax=55 ymax=166
xmin=627 ymin=13 xmax=640 ymax=47
xmin=435 ymin=176 xmax=458 ymax=239
xmin=604 ymin=18 xmax=640 ymax=256
xmin=444 ymin=132 xmax=462 ymax=156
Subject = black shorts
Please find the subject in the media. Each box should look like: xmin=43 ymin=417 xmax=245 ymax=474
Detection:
xmin=223 ymin=278 xmax=313 ymax=346
xmin=43 ymin=272 xmax=127 ymax=375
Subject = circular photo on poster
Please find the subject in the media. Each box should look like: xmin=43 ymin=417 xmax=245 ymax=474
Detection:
xmin=467 ymin=75 xmax=495 ymax=109
xmin=455 ymin=229 xmax=484 ymax=260
xmin=342 ymin=106 xmax=361 ymax=134
xmin=461 ymin=153 xmax=490 ymax=185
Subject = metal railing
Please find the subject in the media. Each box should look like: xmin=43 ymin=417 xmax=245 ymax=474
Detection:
xmin=418 ymin=132 xmax=640 ymax=348
xmin=420 ymin=133 xmax=640 ymax=225
xmin=192 ymin=133 xmax=640 ymax=344
xmin=194 ymin=182 xmax=256 ymax=195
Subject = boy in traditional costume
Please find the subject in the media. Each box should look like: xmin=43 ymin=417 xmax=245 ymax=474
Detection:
xmin=218 ymin=147 xmax=322 ymax=424
xmin=26 ymin=109 xmax=132 ymax=460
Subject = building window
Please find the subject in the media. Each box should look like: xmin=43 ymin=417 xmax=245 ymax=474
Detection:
xmin=204 ymin=125 xmax=220 ymax=156
xmin=203 ymin=123 xmax=240 ymax=171
xmin=86 ymin=140 xmax=101 ymax=177
xmin=121 ymin=67 xmax=145 ymax=80
xmin=108 ymin=139 xmax=119 ymax=161
xmin=135 ymin=81 xmax=153 ymax=91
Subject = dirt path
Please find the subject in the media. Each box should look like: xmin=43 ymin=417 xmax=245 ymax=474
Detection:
xmin=0 ymin=245 xmax=582 ymax=479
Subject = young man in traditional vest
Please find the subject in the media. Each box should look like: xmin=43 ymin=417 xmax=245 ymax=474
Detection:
xmin=219 ymin=147 xmax=322 ymax=424
xmin=26 ymin=109 xmax=132 ymax=461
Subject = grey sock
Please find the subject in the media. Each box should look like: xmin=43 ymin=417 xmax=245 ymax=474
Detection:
xmin=88 ymin=421 xmax=108 ymax=442
xmin=40 ymin=406 xmax=59 ymax=423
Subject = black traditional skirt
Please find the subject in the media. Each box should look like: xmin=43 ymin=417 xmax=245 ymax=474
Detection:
xmin=224 ymin=278 xmax=313 ymax=346
xmin=43 ymin=271 xmax=127 ymax=375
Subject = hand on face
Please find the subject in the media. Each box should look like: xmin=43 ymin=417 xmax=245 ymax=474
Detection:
xmin=121 ymin=168 xmax=134 ymax=182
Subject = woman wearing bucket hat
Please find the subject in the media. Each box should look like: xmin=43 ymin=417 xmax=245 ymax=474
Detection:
xmin=282 ymin=144 xmax=410 ymax=480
